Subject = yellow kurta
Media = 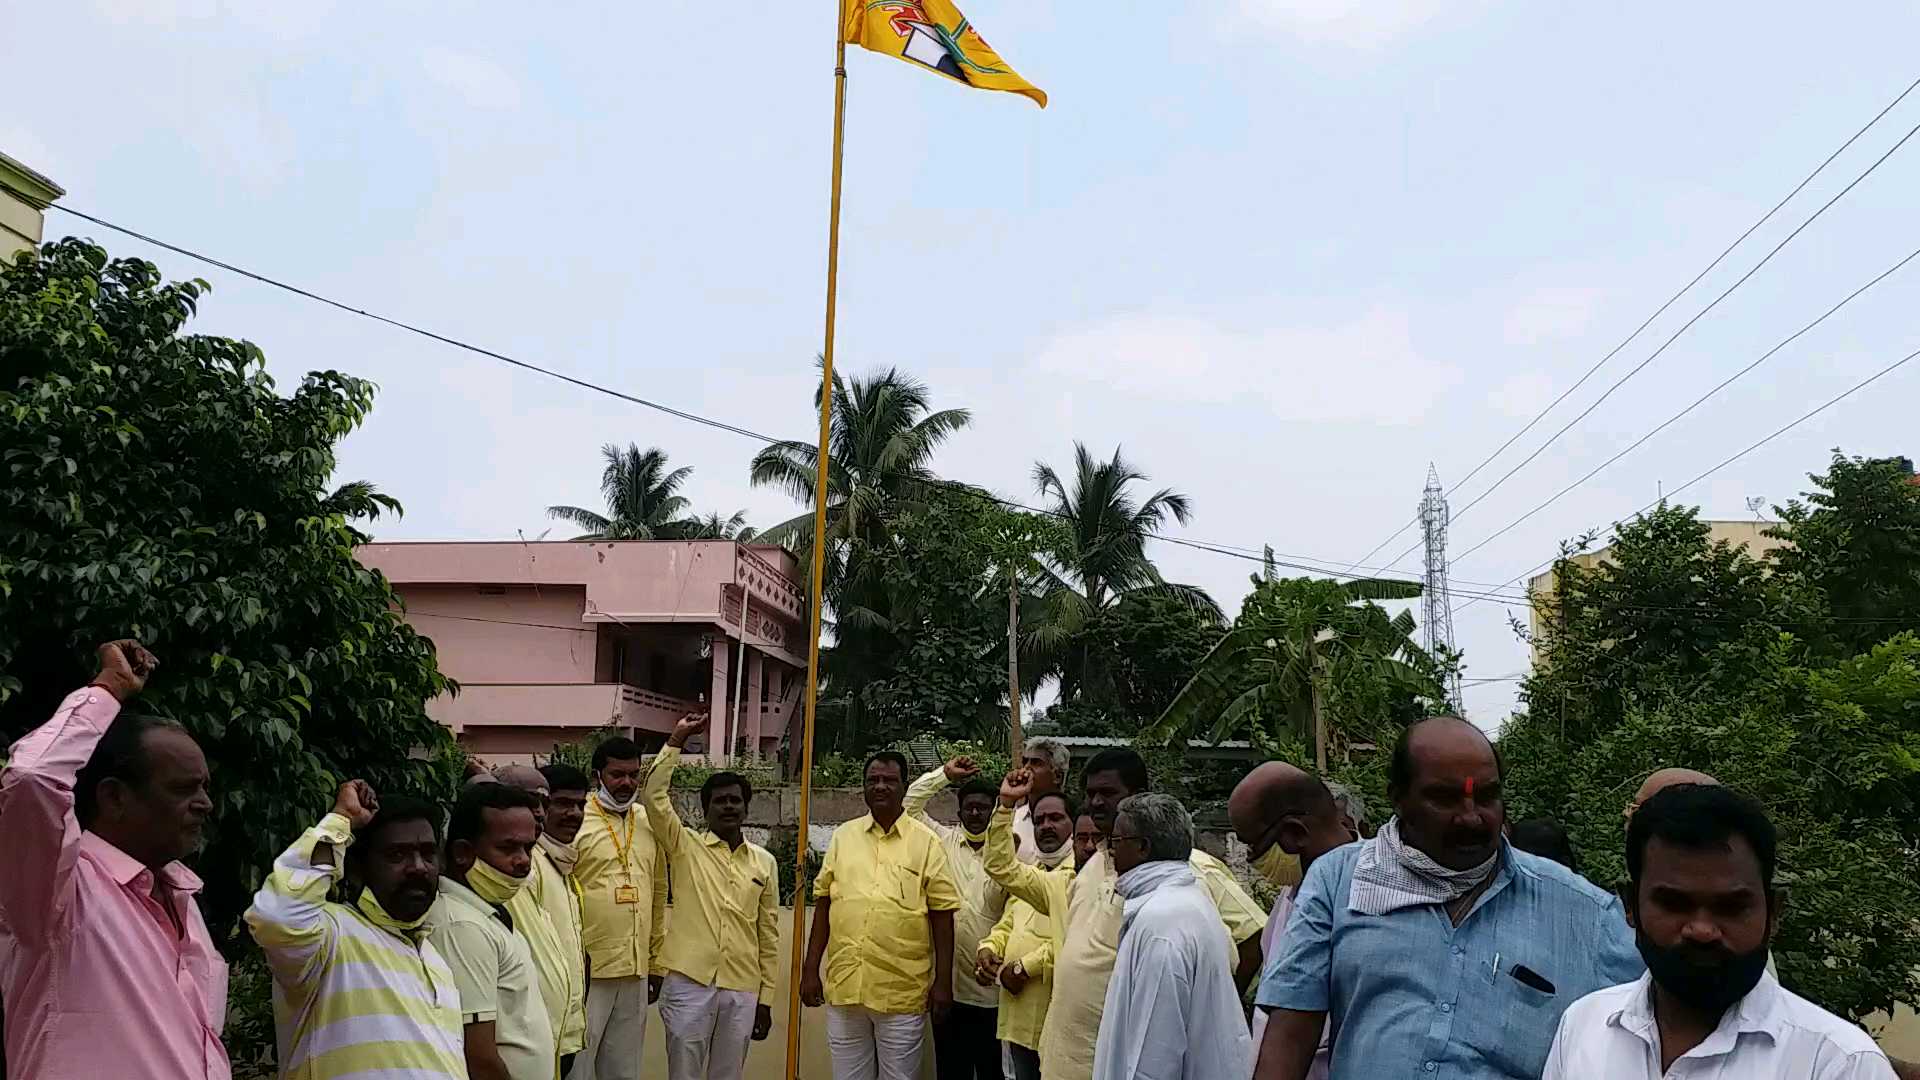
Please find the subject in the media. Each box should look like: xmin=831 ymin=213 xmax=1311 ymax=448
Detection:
xmin=522 ymin=841 xmax=587 ymax=1056
xmin=812 ymin=813 xmax=963 ymax=1015
xmin=981 ymin=806 xmax=1266 ymax=1080
xmin=979 ymin=859 xmax=1073 ymax=1051
xmin=902 ymin=768 xmax=1009 ymax=1009
xmin=643 ymin=747 xmax=780 ymax=998
xmin=573 ymin=795 xmax=667 ymax=981
xmin=505 ymin=870 xmax=573 ymax=1073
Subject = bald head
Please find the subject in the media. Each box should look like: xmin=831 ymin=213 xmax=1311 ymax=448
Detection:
xmin=1626 ymin=767 xmax=1718 ymax=827
xmin=1229 ymin=761 xmax=1350 ymax=876
xmin=1388 ymin=716 xmax=1505 ymax=871
xmin=1229 ymin=762 xmax=1338 ymax=842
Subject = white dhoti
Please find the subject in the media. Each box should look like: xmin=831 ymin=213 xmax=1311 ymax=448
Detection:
xmin=658 ymin=971 xmax=758 ymax=1080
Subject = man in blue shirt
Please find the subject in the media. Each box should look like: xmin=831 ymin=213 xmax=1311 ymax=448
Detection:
xmin=1254 ymin=716 xmax=1643 ymax=1080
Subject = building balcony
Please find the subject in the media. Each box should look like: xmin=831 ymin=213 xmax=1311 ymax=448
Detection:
xmin=429 ymin=681 xmax=701 ymax=737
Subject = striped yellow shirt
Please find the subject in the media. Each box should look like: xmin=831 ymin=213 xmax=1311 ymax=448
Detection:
xmin=244 ymin=813 xmax=464 ymax=1080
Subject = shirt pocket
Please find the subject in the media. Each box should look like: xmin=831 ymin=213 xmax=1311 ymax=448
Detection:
xmin=881 ymin=863 xmax=926 ymax=911
xmin=1474 ymin=963 xmax=1560 ymax=1079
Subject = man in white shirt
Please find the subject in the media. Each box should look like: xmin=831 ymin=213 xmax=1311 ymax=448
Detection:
xmin=1544 ymin=782 xmax=1895 ymax=1080
xmin=1010 ymin=738 xmax=1069 ymax=862
xmin=1092 ymin=793 xmax=1252 ymax=1080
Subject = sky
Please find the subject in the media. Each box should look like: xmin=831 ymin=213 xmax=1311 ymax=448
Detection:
xmin=8 ymin=0 xmax=1920 ymax=728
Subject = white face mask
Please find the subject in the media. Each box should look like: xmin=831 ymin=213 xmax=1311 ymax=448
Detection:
xmin=596 ymin=784 xmax=635 ymax=812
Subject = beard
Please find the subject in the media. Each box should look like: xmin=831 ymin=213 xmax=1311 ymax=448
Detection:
xmin=1637 ymin=929 xmax=1769 ymax=1015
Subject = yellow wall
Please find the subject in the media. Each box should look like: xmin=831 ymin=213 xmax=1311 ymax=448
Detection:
xmin=0 ymin=152 xmax=61 ymax=258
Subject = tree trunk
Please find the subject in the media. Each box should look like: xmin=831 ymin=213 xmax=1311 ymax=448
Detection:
xmin=1008 ymin=573 xmax=1024 ymax=760
xmin=1310 ymin=635 xmax=1327 ymax=773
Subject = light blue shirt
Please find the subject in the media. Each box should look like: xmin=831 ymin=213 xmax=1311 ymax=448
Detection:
xmin=1257 ymin=840 xmax=1644 ymax=1080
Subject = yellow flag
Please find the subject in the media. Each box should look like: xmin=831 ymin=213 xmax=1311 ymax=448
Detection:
xmin=843 ymin=0 xmax=1046 ymax=108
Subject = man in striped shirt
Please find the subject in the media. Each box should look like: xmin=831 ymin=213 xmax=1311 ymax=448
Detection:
xmin=246 ymin=779 xmax=464 ymax=1080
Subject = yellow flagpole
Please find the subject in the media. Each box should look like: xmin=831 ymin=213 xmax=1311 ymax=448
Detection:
xmin=785 ymin=7 xmax=849 ymax=1077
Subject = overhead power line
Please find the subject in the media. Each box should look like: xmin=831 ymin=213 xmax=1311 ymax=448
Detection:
xmin=1449 ymin=242 xmax=1920 ymax=565
xmin=1454 ymin=341 xmax=1920 ymax=615
xmin=4 ymin=179 xmax=1428 ymax=588
xmin=1444 ymin=115 xmax=1920 ymax=531
xmin=1347 ymin=74 xmax=1920 ymax=577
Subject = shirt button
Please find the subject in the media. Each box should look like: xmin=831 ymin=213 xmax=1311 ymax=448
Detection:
xmin=1452 ymin=946 xmax=1463 ymax=956
xmin=1440 ymin=1003 xmax=1452 ymax=1012
xmin=1424 ymin=1063 xmax=1437 ymax=1072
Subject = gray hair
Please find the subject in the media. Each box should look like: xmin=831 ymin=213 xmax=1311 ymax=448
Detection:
xmin=1326 ymin=780 xmax=1368 ymax=829
xmin=1024 ymin=737 xmax=1071 ymax=778
xmin=1115 ymin=793 xmax=1194 ymax=864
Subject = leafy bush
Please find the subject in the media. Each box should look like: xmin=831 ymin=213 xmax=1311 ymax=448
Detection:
xmin=0 ymin=240 xmax=458 ymax=945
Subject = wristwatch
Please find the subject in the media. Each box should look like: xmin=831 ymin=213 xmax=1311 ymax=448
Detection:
xmin=1009 ymin=960 xmax=1026 ymax=978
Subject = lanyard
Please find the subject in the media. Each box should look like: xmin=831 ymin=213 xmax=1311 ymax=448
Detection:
xmin=593 ymin=800 xmax=637 ymax=879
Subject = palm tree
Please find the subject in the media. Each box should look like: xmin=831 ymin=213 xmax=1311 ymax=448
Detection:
xmin=1148 ymin=573 xmax=1436 ymax=770
xmin=681 ymin=510 xmax=758 ymax=541
xmin=750 ymin=365 xmax=971 ymax=597
xmin=1025 ymin=443 xmax=1221 ymax=704
xmin=548 ymin=444 xmax=696 ymax=540
xmin=322 ymin=479 xmax=402 ymax=523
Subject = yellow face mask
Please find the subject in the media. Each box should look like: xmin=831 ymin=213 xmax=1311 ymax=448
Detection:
xmin=1252 ymin=845 xmax=1303 ymax=889
xmin=466 ymin=857 xmax=530 ymax=906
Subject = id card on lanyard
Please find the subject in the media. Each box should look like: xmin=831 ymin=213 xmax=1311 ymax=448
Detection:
xmin=596 ymin=800 xmax=642 ymax=904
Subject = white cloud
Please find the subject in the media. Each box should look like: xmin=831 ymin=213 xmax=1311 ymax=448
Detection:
xmin=1032 ymin=306 xmax=1459 ymax=424
xmin=1502 ymin=285 xmax=1604 ymax=346
xmin=420 ymin=47 xmax=523 ymax=111
xmin=1235 ymin=0 xmax=1449 ymax=47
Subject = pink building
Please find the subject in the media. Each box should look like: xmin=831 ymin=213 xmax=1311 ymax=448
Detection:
xmin=357 ymin=540 xmax=808 ymax=764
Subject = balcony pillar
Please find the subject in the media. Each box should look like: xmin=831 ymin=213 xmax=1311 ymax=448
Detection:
xmin=707 ymin=639 xmax=730 ymax=760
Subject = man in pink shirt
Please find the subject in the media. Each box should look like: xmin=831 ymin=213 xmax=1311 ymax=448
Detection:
xmin=0 ymin=640 xmax=230 ymax=1079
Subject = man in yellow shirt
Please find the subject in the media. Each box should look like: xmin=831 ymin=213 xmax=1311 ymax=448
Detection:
xmin=495 ymin=764 xmax=589 ymax=1079
xmin=901 ymin=757 xmax=1008 ymax=1080
xmin=975 ymin=790 xmax=1081 ymax=1080
xmin=570 ymin=737 xmax=668 ymax=1080
xmin=801 ymin=751 xmax=962 ymax=1080
xmin=643 ymin=714 xmax=779 ymax=1080
xmin=533 ymin=764 xmax=591 ymax=1075
xmin=984 ymin=750 xmax=1268 ymax=1080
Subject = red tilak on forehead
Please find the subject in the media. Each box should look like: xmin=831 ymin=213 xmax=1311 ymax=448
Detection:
xmin=1464 ymin=777 xmax=1475 ymax=798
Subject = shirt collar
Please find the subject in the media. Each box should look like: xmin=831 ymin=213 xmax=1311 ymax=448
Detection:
xmin=864 ymin=814 xmax=907 ymax=837
xmin=79 ymin=831 xmax=203 ymax=893
xmin=439 ymin=876 xmax=514 ymax=930
xmin=1610 ymin=971 xmax=1783 ymax=1056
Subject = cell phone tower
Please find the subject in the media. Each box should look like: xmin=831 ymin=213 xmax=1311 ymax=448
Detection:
xmin=1419 ymin=464 xmax=1463 ymax=711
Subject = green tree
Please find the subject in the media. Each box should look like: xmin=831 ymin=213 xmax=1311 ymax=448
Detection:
xmin=1768 ymin=451 xmax=1920 ymax=660
xmin=548 ymin=443 xmax=699 ymax=540
xmin=822 ymin=489 xmax=1049 ymax=750
xmin=1503 ymin=498 xmax=1920 ymax=1020
xmin=749 ymin=365 xmax=971 ymax=588
xmin=1150 ymin=574 xmax=1437 ymax=770
xmin=1026 ymin=443 xmax=1220 ymax=704
xmin=1038 ymin=591 xmax=1225 ymax=737
xmin=0 ymin=239 xmax=459 ymax=945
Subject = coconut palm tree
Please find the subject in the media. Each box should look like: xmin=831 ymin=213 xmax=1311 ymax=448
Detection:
xmin=750 ymin=365 xmax=971 ymax=597
xmin=547 ymin=444 xmax=697 ymax=540
xmin=1024 ymin=443 xmax=1221 ymax=704
xmin=681 ymin=510 xmax=759 ymax=541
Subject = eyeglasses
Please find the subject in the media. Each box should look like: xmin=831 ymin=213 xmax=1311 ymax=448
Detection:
xmin=1109 ymin=833 xmax=1147 ymax=848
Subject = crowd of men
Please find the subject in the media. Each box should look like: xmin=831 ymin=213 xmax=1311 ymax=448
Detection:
xmin=1 ymin=640 xmax=1916 ymax=1080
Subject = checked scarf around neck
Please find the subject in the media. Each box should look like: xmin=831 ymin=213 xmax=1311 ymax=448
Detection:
xmin=1348 ymin=816 xmax=1500 ymax=917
